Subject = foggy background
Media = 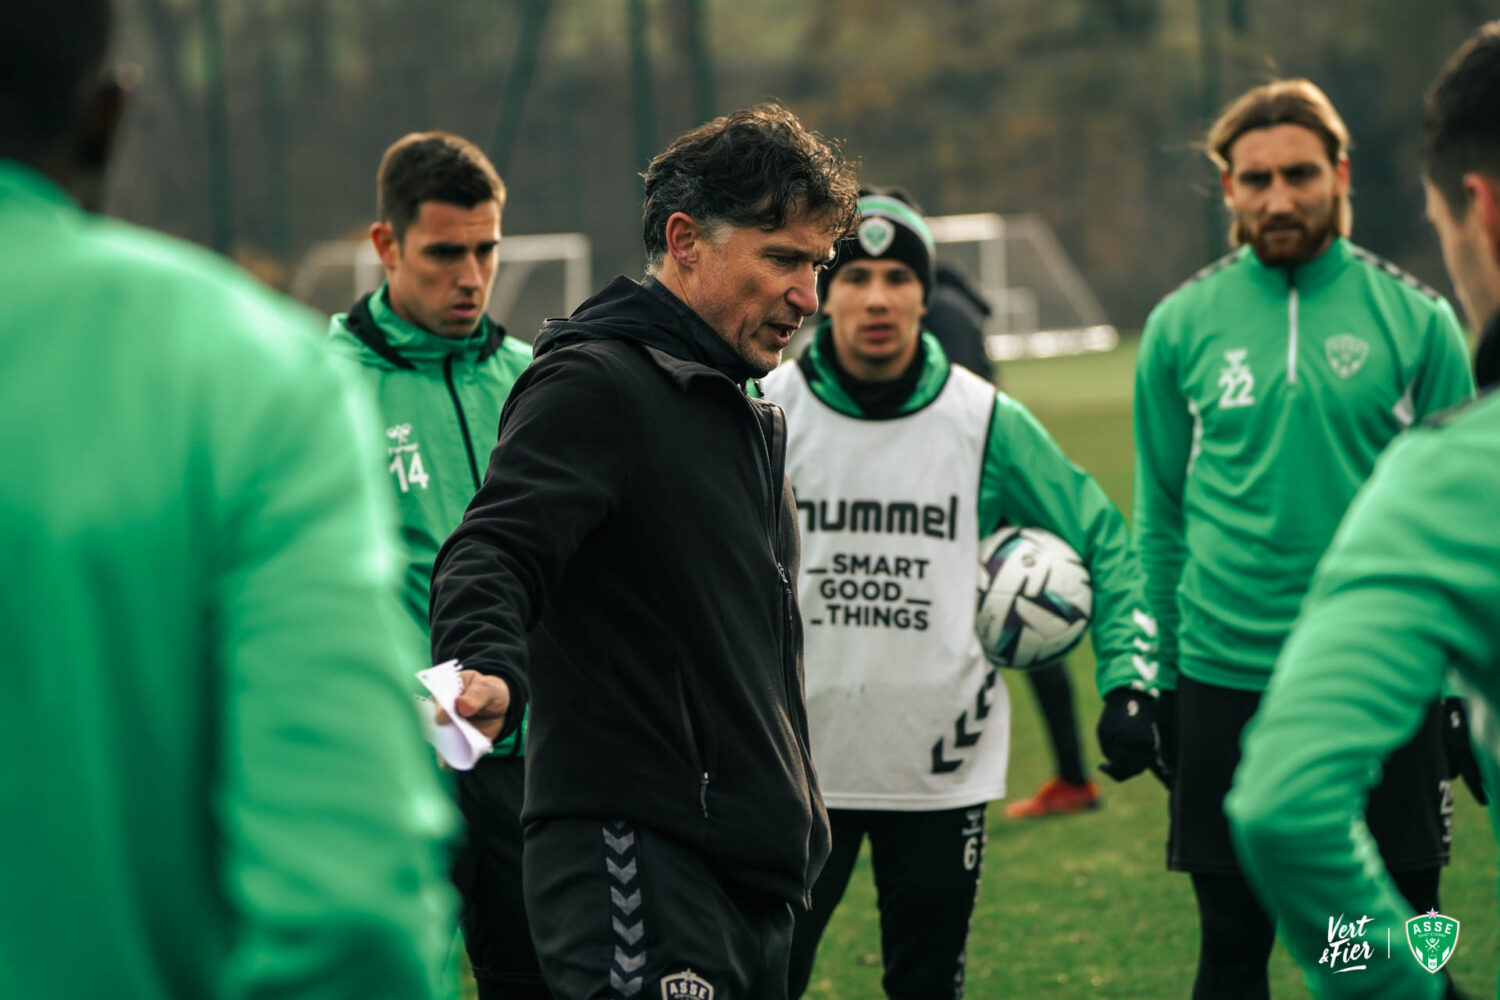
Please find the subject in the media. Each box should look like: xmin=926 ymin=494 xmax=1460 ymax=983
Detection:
xmin=103 ymin=0 xmax=1489 ymax=338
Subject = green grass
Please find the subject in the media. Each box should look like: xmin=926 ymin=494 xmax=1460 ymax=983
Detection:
xmin=801 ymin=340 xmax=1498 ymax=1000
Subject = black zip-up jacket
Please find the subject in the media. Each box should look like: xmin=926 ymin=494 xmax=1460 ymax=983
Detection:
xmin=429 ymin=275 xmax=829 ymax=905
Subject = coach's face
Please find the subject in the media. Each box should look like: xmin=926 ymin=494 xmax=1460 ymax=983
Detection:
xmin=675 ymin=205 xmax=834 ymax=376
xmin=1222 ymin=124 xmax=1348 ymax=268
xmin=1424 ymin=177 xmax=1500 ymax=330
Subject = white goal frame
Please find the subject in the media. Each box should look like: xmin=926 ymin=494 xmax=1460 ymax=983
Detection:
xmin=926 ymin=213 xmax=1118 ymax=361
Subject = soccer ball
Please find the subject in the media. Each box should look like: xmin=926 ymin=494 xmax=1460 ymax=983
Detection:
xmin=975 ymin=526 xmax=1092 ymax=671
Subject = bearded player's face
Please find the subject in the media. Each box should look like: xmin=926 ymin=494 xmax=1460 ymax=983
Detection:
xmin=1222 ymin=124 xmax=1349 ymax=268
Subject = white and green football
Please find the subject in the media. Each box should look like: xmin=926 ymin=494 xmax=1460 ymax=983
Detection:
xmin=975 ymin=526 xmax=1092 ymax=671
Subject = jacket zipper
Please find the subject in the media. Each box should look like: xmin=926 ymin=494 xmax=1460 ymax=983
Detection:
xmin=777 ymin=564 xmax=796 ymax=703
xmin=675 ymin=670 xmax=710 ymax=818
xmin=443 ymin=354 xmax=483 ymax=490
xmin=737 ymin=386 xmax=817 ymax=903
xmin=743 ymin=396 xmax=778 ymax=530
xmin=1286 ymin=284 xmax=1300 ymax=385
xmin=752 ymin=402 xmax=797 ymax=698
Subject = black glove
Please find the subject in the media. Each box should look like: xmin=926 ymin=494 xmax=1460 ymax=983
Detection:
xmin=1097 ymin=688 xmax=1172 ymax=789
xmin=1443 ymin=697 xmax=1489 ymax=806
xmin=1156 ymin=688 xmax=1178 ymax=780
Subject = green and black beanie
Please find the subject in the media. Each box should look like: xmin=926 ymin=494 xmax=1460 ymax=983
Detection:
xmin=819 ymin=191 xmax=937 ymax=302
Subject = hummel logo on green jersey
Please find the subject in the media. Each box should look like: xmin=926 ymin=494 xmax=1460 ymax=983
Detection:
xmin=1217 ymin=349 xmax=1255 ymax=408
xmin=385 ymin=422 xmax=430 ymax=492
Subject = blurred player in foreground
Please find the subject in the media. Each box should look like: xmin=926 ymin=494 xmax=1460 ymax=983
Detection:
xmin=0 ymin=2 xmax=456 ymax=998
xmin=1229 ymin=23 xmax=1500 ymax=1000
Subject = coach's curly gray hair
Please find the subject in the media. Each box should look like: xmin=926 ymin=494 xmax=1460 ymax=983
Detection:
xmin=641 ymin=103 xmax=861 ymax=272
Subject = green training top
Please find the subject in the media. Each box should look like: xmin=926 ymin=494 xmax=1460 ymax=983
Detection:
xmin=328 ymin=289 xmax=532 ymax=753
xmin=1227 ymin=390 xmax=1500 ymax=1000
xmin=1133 ymin=238 xmax=1473 ymax=692
xmin=0 ymin=160 xmax=455 ymax=1000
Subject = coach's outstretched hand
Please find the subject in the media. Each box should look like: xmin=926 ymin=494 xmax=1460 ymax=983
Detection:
xmin=1443 ymin=697 xmax=1489 ymax=806
xmin=1097 ymin=688 xmax=1173 ymax=789
xmin=435 ymin=670 xmax=511 ymax=742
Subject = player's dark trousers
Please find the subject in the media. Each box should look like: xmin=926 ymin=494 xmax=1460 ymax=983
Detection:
xmin=1170 ymin=676 xmax=1449 ymax=1000
xmin=787 ymin=805 xmax=987 ymax=1000
xmin=454 ymin=754 xmax=551 ymax=999
xmin=524 ymin=818 xmax=794 ymax=1000
xmin=1025 ymin=660 xmax=1086 ymax=785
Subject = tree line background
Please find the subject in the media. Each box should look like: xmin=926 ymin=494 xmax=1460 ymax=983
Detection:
xmin=106 ymin=0 xmax=1490 ymax=331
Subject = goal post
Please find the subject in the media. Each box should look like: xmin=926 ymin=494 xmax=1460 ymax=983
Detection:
xmin=925 ymin=213 xmax=1118 ymax=361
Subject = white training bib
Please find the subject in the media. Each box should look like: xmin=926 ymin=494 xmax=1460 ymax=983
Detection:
xmin=761 ymin=361 xmax=1009 ymax=810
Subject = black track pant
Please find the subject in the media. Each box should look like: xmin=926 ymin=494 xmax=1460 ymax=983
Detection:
xmin=1188 ymin=868 xmax=1445 ymax=1000
xmin=788 ymin=805 xmax=987 ymax=1000
xmin=453 ymin=755 xmax=551 ymax=1000
xmin=1025 ymin=660 xmax=1086 ymax=785
xmin=525 ymin=818 xmax=793 ymax=1000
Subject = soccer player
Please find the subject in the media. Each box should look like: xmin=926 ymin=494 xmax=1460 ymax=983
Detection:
xmin=1228 ymin=23 xmax=1500 ymax=1000
xmin=327 ymin=133 xmax=540 ymax=999
xmin=756 ymin=189 xmax=1154 ymax=998
xmin=428 ymin=104 xmax=859 ymax=998
xmin=0 ymin=3 xmax=456 ymax=999
xmin=1124 ymin=79 xmax=1476 ymax=999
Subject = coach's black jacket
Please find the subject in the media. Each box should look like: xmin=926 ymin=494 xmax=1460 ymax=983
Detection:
xmin=430 ymin=275 xmax=828 ymax=905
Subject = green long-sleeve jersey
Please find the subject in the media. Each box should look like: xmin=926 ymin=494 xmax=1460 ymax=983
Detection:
xmin=327 ymin=290 xmax=532 ymax=753
xmin=1134 ymin=238 xmax=1473 ymax=692
xmin=0 ymin=161 xmax=455 ymax=1000
xmin=764 ymin=325 xmax=1157 ymax=696
xmin=328 ymin=289 xmax=531 ymax=644
xmin=1226 ymin=389 xmax=1500 ymax=1000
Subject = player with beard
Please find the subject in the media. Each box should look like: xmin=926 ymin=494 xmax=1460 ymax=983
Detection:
xmin=1102 ymin=79 xmax=1476 ymax=1000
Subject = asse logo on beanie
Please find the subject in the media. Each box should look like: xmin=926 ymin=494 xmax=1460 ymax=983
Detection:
xmin=821 ymin=192 xmax=937 ymax=303
xmin=858 ymin=217 xmax=896 ymax=257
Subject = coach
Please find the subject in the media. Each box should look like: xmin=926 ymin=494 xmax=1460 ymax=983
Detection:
xmin=429 ymin=104 xmax=859 ymax=997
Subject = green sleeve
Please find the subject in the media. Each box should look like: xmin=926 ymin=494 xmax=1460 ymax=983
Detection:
xmin=217 ymin=353 xmax=456 ymax=1000
xmin=978 ymin=392 xmax=1158 ymax=695
xmin=1227 ymin=416 xmax=1500 ymax=1000
xmin=1131 ymin=312 xmax=1188 ymax=690
xmin=1412 ymin=299 xmax=1475 ymax=420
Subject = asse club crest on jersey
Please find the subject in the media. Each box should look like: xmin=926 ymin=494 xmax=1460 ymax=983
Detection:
xmin=1406 ymin=910 xmax=1460 ymax=973
xmin=661 ymin=969 xmax=714 ymax=1000
xmin=1325 ymin=333 xmax=1370 ymax=379
xmin=858 ymin=217 xmax=896 ymax=257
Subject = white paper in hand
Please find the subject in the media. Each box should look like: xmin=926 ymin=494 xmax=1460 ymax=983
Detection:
xmin=415 ymin=659 xmax=493 ymax=770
